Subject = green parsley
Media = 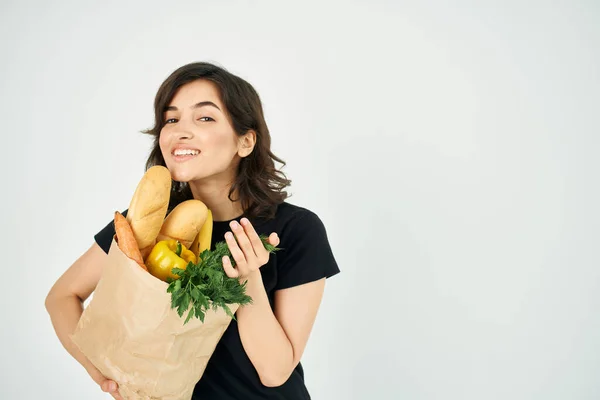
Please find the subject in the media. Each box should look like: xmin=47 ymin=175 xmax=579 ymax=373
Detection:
xmin=166 ymin=235 xmax=280 ymax=324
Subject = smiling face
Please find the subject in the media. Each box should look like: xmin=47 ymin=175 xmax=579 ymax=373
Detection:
xmin=159 ymin=79 xmax=254 ymax=185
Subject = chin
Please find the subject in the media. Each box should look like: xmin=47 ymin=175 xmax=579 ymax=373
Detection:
xmin=169 ymin=166 xmax=214 ymax=184
xmin=169 ymin=169 xmax=198 ymax=183
xmin=161 ymin=162 xmax=182 ymax=178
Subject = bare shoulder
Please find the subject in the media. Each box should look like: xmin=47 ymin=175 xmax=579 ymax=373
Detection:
xmin=46 ymin=242 xmax=109 ymax=304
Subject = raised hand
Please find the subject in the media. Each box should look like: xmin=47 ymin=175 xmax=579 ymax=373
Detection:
xmin=222 ymin=218 xmax=279 ymax=279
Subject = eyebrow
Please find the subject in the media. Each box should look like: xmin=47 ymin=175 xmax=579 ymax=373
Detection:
xmin=164 ymin=101 xmax=221 ymax=112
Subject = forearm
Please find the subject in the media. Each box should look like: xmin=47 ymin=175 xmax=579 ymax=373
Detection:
xmin=236 ymin=271 xmax=294 ymax=387
xmin=45 ymin=295 xmax=105 ymax=384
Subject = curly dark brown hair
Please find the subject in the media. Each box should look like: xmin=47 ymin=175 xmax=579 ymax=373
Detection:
xmin=141 ymin=61 xmax=292 ymax=221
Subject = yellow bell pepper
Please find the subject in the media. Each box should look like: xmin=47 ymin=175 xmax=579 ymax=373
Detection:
xmin=145 ymin=240 xmax=197 ymax=282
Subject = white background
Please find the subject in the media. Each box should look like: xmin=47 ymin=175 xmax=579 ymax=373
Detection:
xmin=2 ymin=1 xmax=599 ymax=399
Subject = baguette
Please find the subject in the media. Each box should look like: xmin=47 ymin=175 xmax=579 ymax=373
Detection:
xmin=156 ymin=199 xmax=209 ymax=249
xmin=126 ymin=165 xmax=172 ymax=259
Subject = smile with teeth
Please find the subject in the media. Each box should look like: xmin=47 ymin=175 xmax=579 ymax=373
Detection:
xmin=173 ymin=149 xmax=200 ymax=156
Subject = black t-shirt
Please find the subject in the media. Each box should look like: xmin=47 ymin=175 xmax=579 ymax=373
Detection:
xmin=93 ymin=201 xmax=340 ymax=399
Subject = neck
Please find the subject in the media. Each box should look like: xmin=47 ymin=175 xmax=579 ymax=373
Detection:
xmin=187 ymin=178 xmax=244 ymax=222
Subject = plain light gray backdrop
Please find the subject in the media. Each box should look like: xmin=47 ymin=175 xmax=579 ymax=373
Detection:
xmin=1 ymin=0 xmax=599 ymax=399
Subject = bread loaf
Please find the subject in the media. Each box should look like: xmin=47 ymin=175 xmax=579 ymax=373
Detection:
xmin=157 ymin=199 xmax=209 ymax=249
xmin=126 ymin=165 xmax=172 ymax=259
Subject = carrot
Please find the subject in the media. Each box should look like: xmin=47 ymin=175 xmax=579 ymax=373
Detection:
xmin=114 ymin=211 xmax=148 ymax=271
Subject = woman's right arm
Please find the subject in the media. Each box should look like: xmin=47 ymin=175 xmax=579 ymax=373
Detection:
xmin=45 ymin=242 xmax=122 ymax=399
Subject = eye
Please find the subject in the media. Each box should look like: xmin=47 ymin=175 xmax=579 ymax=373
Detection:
xmin=165 ymin=118 xmax=178 ymax=124
xmin=198 ymin=117 xmax=215 ymax=122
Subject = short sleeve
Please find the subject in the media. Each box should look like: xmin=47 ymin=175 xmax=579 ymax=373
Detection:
xmin=94 ymin=209 xmax=128 ymax=254
xmin=275 ymin=210 xmax=340 ymax=291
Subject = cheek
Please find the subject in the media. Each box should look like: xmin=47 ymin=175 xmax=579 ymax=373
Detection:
xmin=206 ymin=130 xmax=238 ymax=155
xmin=158 ymin=132 xmax=169 ymax=154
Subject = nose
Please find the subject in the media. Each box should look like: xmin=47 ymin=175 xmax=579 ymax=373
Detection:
xmin=177 ymin=130 xmax=193 ymax=140
xmin=174 ymin=116 xmax=195 ymax=140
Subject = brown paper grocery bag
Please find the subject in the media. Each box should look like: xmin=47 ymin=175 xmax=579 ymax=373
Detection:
xmin=70 ymin=236 xmax=238 ymax=400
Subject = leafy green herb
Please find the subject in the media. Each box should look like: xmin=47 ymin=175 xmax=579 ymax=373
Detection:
xmin=166 ymin=235 xmax=280 ymax=324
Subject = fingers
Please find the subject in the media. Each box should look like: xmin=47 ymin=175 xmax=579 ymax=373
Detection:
xmin=100 ymin=380 xmax=122 ymax=400
xmin=222 ymin=255 xmax=239 ymax=278
xmin=230 ymin=220 xmax=256 ymax=259
xmin=223 ymin=218 xmax=279 ymax=279
xmin=224 ymin=230 xmax=247 ymax=269
xmin=240 ymin=218 xmax=276 ymax=264
xmin=269 ymin=232 xmax=280 ymax=247
xmin=101 ymin=380 xmax=117 ymax=393
xmin=241 ymin=218 xmax=264 ymax=252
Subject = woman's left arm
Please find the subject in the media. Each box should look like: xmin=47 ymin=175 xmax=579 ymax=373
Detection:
xmin=222 ymin=218 xmax=327 ymax=387
xmin=237 ymin=272 xmax=325 ymax=387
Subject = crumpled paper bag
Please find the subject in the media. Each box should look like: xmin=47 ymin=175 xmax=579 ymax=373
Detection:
xmin=70 ymin=236 xmax=238 ymax=400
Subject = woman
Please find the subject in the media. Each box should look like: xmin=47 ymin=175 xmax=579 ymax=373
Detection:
xmin=45 ymin=61 xmax=340 ymax=400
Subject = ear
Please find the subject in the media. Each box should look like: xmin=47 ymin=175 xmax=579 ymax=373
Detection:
xmin=238 ymin=130 xmax=256 ymax=158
